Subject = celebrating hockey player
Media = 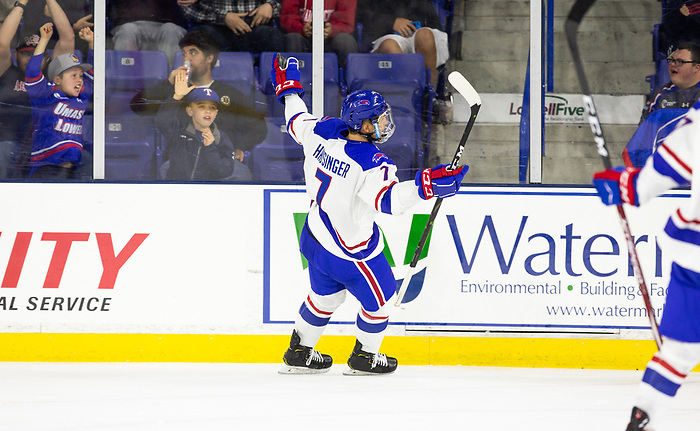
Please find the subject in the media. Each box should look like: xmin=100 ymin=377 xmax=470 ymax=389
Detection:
xmin=272 ymin=54 xmax=467 ymax=375
xmin=592 ymin=100 xmax=700 ymax=430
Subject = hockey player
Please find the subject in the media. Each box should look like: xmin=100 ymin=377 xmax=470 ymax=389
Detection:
xmin=592 ymin=99 xmax=700 ymax=430
xmin=272 ymin=53 xmax=467 ymax=375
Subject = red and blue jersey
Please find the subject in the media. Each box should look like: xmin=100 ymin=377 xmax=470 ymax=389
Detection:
xmin=24 ymin=52 xmax=93 ymax=174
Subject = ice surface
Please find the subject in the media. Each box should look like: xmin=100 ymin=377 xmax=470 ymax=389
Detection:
xmin=0 ymin=363 xmax=697 ymax=430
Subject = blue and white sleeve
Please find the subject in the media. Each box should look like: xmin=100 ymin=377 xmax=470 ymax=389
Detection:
xmin=636 ymin=112 xmax=695 ymax=205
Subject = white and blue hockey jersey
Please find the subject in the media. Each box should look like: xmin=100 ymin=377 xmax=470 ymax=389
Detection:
xmin=637 ymin=98 xmax=700 ymax=272
xmin=285 ymin=95 xmax=422 ymax=262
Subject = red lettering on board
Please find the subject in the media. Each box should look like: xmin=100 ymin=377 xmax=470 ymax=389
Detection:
xmin=96 ymin=233 xmax=149 ymax=289
xmin=0 ymin=232 xmax=149 ymax=289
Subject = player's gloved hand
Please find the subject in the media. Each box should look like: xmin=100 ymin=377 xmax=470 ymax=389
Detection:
xmin=271 ymin=53 xmax=304 ymax=105
xmin=415 ymin=164 xmax=468 ymax=199
xmin=592 ymin=166 xmax=641 ymax=206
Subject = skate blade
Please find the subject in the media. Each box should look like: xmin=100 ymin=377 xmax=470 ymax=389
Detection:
xmin=278 ymin=365 xmax=331 ymax=375
xmin=342 ymin=367 xmax=395 ymax=376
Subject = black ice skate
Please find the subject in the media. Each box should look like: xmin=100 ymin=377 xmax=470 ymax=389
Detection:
xmin=344 ymin=339 xmax=397 ymax=375
xmin=279 ymin=330 xmax=332 ymax=374
xmin=626 ymin=406 xmax=650 ymax=431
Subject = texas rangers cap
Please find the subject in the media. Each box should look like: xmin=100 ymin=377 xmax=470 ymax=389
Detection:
xmin=187 ymin=87 xmax=221 ymax=106
xmin=47 ymin=53 xmax=91 ymax=79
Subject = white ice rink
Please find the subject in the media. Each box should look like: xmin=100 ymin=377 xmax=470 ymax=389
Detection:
xmin=0 ymin=362 xmax=698 ymax=430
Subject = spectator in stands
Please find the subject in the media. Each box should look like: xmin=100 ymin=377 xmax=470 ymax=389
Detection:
xmin=356 ymin=0 xmax=447 ymax=89
xmin=623 ymin=42 xmax=700 ymax=167
xmin=681 ymin=2 xmax=700 ymax=19
xmin=70 ymin=3 xmax=93 ymax=34
xmin=108 ymin=0 xmax=188 ymax=66
xmin=25 ymin=23 xmax=93 ymax=179
xmin=179 ymin=0 xmax=284 ymax=54
xmin=130 ymin=30 xmax=267 ymax=163
xmin=659 ymin=1 xmax=700 ymax=53
xmin=280 ymin=0 xmax=357 ymax=68
xmin=0 ymin=0 xmax=32 ymax=178
xmin=22 ymin=0 xmax=92 ymax=58
xmin=0 ymin=0 xmax=18 ymax=22
xmin=640 ymin=41 xmax=700 ymax=123
xmin=0 ymin=0 xmax=81 ymax=179
xmin=16 ymin=0 xmax=79 ymax=76
xmin=56 ymin=0 xmax=92 ymax=57
xmin=156 ymin=77 xmax=251 ymax=181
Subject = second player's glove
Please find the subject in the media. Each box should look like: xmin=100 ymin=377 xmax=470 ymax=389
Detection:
xmin=271 ymin=53 xmax=304 ymax=105
xmin=415 ymin=164 xmax=468 ymax=199
xmin=592 ymin=166 xmax=641 ymax=206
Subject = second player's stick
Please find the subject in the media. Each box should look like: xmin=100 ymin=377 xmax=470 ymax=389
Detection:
xmin=394 ymin=72 xmax=481 ymax=307
xmin=566 ymin=0 xmax=662 ymax=348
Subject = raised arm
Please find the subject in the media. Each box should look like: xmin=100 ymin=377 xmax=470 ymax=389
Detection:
xmin=44 ymin=0 xmax=75 ymax=59
xmin=0 ymin=0 xmax=28 ymax=75
xmin=33 ymin=23 xmax=53 ymax=58
xmin=271 ymin=53 xmax=306 ymax=123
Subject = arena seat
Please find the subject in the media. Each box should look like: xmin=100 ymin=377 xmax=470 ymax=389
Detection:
xmin=346 ymin=53 xmax=427 ymax=118
xmin=104 ymin=116 xmax=159 ymax=180
xmin=105 ymin=50 xmax=169 ymax=116
xmin=249 ymin=118 xmax=305 ymax=183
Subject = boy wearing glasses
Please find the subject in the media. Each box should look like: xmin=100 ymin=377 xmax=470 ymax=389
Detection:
xmin=641 ymin=41 xmax=700 ymax=123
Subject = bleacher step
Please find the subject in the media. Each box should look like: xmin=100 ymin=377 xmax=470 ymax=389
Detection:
xmin=439 ymin=0 xmax=660 ymax=183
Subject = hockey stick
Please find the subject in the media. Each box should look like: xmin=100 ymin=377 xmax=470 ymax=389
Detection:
xmin=566 ymin=0 xmax=662 ymax=348
xmin=394 ymin=71 xmax=481 ymax=307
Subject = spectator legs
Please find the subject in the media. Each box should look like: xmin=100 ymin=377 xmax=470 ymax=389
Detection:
xmin=0 ymin=141 xmax=19 ymax=179
xmin=375 ymin=38 xmax=402 ymax=54
xmin=192 ymin=24 xmax=284 ymax=54
xmin=414 ymin=28 xmax=438 ymax=88
xmin=112 ymin=21 xmax=187 ymax=66
xmin=284 ymin=32 xmax=357 ymax=68
xmin=155 ymin=23 xmax=187 ymax=66
xmin=285 ymin=32 xmax=310 ymax=53
xmin=249 ymin=25 xmax=285 ymax=54
xmin=111 ymin=22 xmax=143 ymax=51
xmin=327 ymin=33 xmax=358 ymax=68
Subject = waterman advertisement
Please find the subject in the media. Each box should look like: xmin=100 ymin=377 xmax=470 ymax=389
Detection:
xmin=0 ymin=183 xmax=688 ymax=337
xmin=265 ymin=187 xmax=688 ymax=333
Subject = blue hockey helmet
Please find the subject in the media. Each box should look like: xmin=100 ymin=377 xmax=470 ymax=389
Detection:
xmin=341 ymin=90 xmax=395 ymax=143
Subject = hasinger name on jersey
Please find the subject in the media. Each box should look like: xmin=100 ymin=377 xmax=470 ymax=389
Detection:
xmin=312 ymin=143 xmax=351 ymax=178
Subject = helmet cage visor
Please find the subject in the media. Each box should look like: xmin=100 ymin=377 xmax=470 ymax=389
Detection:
xmin=372 ymin=105 xmax=395 ymax=144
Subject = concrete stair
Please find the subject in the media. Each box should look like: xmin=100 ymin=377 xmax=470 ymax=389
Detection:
xmin=433 ymin=0 xmax=661 ymax=184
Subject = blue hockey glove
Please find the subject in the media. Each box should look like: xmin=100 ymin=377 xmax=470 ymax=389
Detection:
xmin=592 ymin=166 xmax=641 ymax=206
xmin=415 ymin=164 xmax=468 ymax=199
xmin=271 ymin=53 xmax=304 ymax=105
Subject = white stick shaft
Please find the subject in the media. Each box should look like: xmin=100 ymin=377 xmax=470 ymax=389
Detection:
xmin=394 ymin=266 xmax=416 ymax=306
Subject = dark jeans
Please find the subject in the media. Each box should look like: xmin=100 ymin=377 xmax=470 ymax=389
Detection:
xmin=191 ymin=23 xmax=284 ymax=54
xmin=31 ymin=164 xmax=77 ymax=180
xmin=284 ymin=32 xmax=358 ymax=68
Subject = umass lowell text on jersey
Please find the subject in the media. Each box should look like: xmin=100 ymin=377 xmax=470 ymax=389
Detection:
xmin=24 ymin=52 xmax=93 ymax=174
